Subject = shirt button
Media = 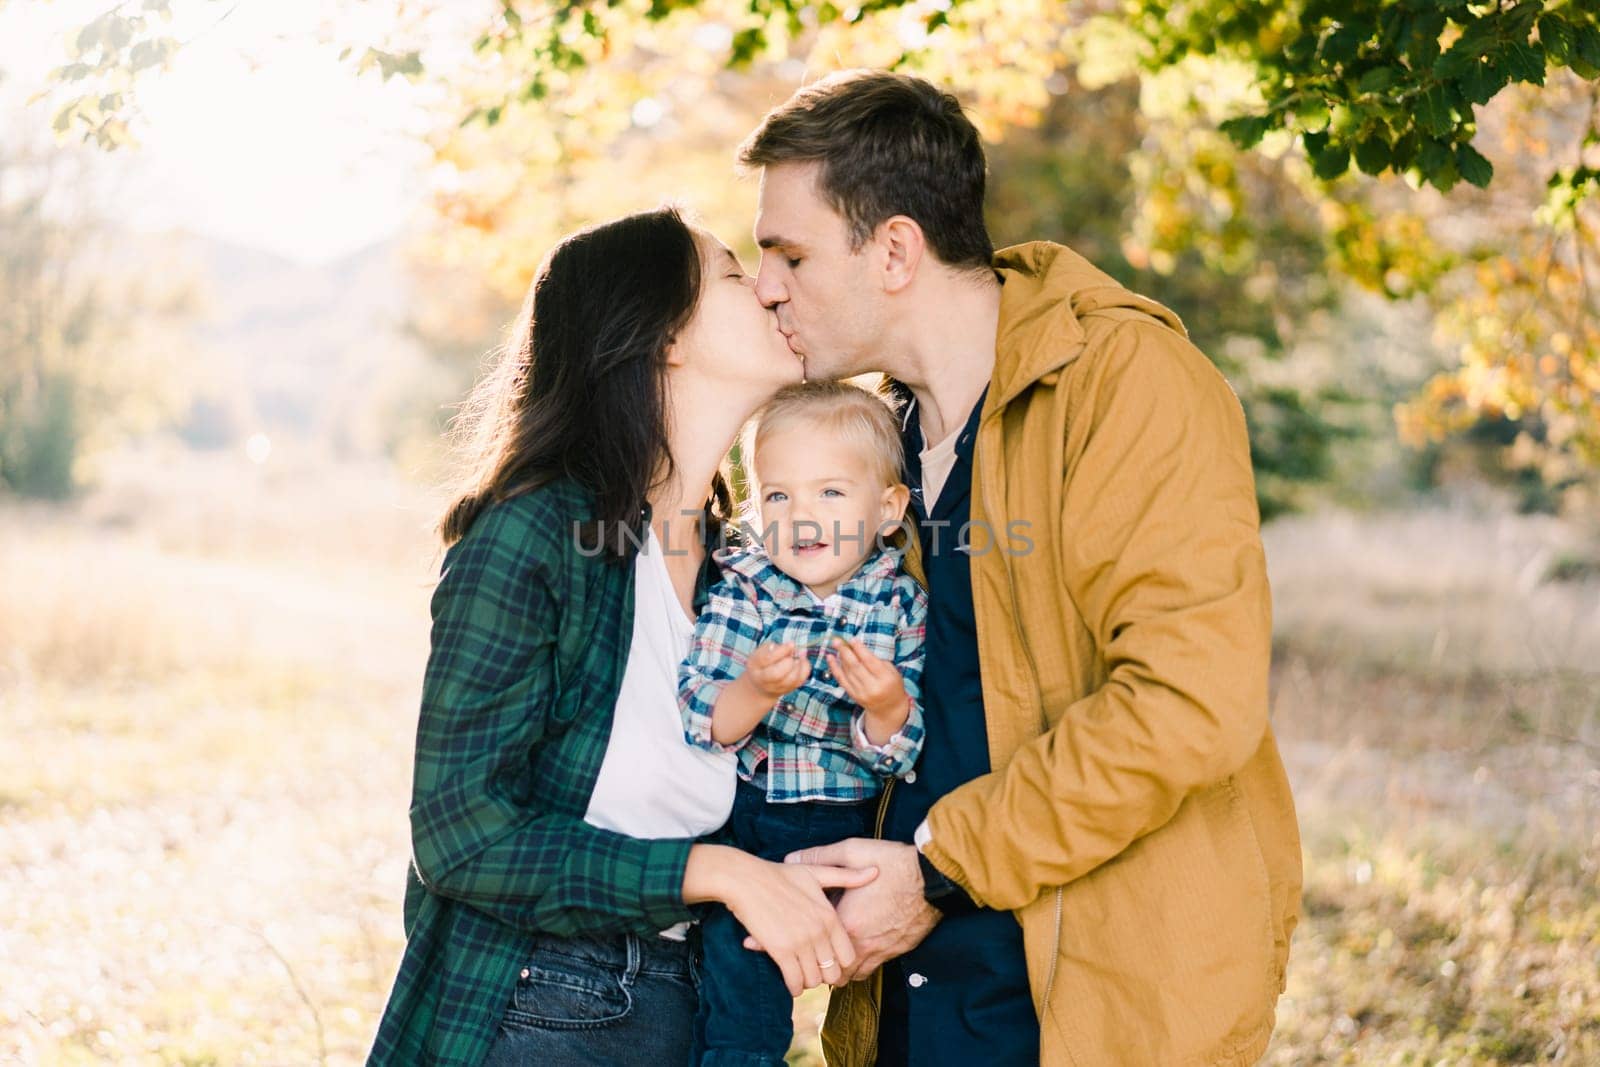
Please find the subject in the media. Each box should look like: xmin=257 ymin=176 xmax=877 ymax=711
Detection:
xmin=908 ymin=972 xmax=928 ymax=989
xmin=519 ymin=968 xmax=531 ymax=979
xmin=904 ymin=771 xmax=918 ymax=784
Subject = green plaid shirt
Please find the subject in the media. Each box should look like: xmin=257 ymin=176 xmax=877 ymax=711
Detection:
xmin=370 ymin=480 xmax=724 ymax=1067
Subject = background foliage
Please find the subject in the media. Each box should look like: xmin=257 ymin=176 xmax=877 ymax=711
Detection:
xmin=23 ymin=0 xmax=1600 ymax=515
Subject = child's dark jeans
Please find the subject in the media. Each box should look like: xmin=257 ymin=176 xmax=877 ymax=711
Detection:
xmin=692 ymin=776 xmax=875 ymax=1066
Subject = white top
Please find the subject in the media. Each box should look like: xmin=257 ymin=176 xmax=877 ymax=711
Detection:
xmin=919 ymin=419 xmax=964 ymax=510
xmin=584 ymin=526 xmax=737 ymax=936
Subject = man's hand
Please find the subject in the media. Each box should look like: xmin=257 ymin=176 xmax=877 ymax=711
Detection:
xmin=746 ymin=838 xmax=941 ymax=983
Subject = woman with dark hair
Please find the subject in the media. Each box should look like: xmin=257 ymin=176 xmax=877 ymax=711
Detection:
xmin=369 ymin=208 xmax=872 ymax=1067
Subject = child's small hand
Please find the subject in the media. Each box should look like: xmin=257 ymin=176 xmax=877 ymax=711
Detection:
xmin=825 ymin=637 xmax=908 ymax=719
xmin=744 ymin=641 xmax=810 ymax=699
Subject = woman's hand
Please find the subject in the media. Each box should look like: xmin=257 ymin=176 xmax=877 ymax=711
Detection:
xmin=684 ymin=844 xmax=876 ymax=993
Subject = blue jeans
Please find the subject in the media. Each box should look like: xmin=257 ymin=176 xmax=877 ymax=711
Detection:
xmin=481 ymin=930 xmax=701 ymax=1067
xmin=692 ymin=777 xmax=874 ymax=1066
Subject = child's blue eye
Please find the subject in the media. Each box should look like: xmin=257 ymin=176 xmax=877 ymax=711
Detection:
xmin=764 ymin=491 xmax=787 ymax=503
xmin=821 ymin=488 xmax=843 ymax=498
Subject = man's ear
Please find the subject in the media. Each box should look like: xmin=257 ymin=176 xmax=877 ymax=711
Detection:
xmin=877 ymin=216 xmax=925 ymax=295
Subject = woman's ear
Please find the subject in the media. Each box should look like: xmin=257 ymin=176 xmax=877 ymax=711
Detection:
xmin=664 ymin=334 xmax=688 ymax=368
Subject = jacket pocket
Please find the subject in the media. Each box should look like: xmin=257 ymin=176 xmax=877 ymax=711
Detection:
xmin=503 ymin=945 xmax=633 ymax=1031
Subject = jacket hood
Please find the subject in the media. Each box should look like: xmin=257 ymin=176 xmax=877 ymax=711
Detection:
xmin=988 ymin=241 xmax=1189 ymax=412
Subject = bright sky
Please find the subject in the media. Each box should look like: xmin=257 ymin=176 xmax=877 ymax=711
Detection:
xmin=1 ymin=0 xmax=447 ymax=265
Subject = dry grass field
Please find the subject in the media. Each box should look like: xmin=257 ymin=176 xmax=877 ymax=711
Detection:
xmin=2 ymin=447 xmax=1596 ymax=1065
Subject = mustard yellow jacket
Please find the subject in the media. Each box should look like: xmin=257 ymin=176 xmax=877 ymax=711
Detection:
xmin=825 ymin=242 xmax=1303 ymax=1067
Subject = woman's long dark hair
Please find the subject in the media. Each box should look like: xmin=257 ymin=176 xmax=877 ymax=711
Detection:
xmin=439 ymin=206 xmax=731 ymax=557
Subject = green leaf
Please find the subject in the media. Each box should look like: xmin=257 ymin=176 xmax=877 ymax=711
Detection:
xmin=1284 ymin=32 xmax=1319 ymax=66
xmin=1329 ymin=102 xmax=1362 ymax=137
xmin=50 ymin=62 xmax=94 ymax=83
xmin=364 ymin=48 xmax=424 ymax=81
xmin=1407 ymin=11 xmax=1446 ymax=71
xmin=1416 ymin=84 xmax=1453 ymax=137
xmin=1575 ymin=24 xmax=1600 ymax=69
xmin=1293 ymin=94 xmax=1331 ymax=132
xmin=1455 ymin=142 xmax=1493 ymax=188
xmin=730 ymin=26 xmax=765 ymax=65
xmin=1320 ymin=23 xmax=1365 ymax=65
xmin=1417 ymin=136 xmax=1452 ymax=178
xmin=97 ymin=117 xmax=133 ymax=149
xmin=73 ymin=20 xmax=101 ymax=56
xmin=1220 ymin=114 xmax=1272 ymax=148
xmin=1501 ymin=40 xmax=1547 ymax=85
xmin=1501 ymin=0 xmax=1540 ymax=39
xmin=1537 ymin=166 xmax=1599 ymax=229
xmin=1309 ymin=138 xmax=1351 ymax=180
xmin=128 ymin=37 xmax=177 ymax=73
xmin=1458 ymin=58 xmax=1509 ymax=105
xmin=1357 ymin=66 xmax=1399 ymax=94
xmin=52 ymin=101 xmax=77 ymax=134
xmin=1354 ymin=132 xmax=1392 ymax=175
xmin=1390 ymin=130 xmax=1420 ymax=169
xmin=1537 ymin=13 xmax=1575 ymax=64
xmin=1433 ymin=38 xmax=1477 ymax=79
xmin=103 ymin=14 xmax=133 ymax=51
xmin=1379 ymin=9 xmax=1409 ymax=49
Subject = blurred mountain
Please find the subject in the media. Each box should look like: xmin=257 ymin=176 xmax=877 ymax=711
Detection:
xmin=150 ymin=233 xmax=447 ymax=459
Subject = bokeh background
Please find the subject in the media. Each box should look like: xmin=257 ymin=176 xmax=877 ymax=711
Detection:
xmin=1 ymin=1 xmax=1597 ymax=1063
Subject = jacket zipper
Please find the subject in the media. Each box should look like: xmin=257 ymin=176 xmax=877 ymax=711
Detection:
xmin=1042 ymin=885 xmax=1063 ymax=1009
xmin=874 ymin=777 xmax=895 ymax=837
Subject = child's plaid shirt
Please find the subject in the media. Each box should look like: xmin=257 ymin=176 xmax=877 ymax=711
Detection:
xmin=678 ymin=542 xmax=927 ymax=803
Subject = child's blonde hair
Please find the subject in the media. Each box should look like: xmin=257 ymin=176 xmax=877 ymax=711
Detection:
xmin=742 ymin=379 xmax=906 ymax=495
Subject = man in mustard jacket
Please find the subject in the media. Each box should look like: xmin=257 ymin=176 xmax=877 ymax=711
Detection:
xmin=738 ymin=70 xmax=1303 ymax=1066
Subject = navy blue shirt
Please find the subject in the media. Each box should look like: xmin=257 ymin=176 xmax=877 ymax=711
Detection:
xmin=875 ymin=381 xmax=1039 ymax=1066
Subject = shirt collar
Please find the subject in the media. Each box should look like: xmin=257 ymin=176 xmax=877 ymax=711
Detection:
xmin=713 ymin=540 xmax=905 ymax=613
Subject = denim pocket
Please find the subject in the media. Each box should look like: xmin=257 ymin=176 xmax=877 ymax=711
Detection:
xmin=503 ymin=946 xmax=633 ymax=1031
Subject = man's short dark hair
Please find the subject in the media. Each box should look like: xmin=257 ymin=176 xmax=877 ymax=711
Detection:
xmin=739 ymin=69 xmax=993 ymax=271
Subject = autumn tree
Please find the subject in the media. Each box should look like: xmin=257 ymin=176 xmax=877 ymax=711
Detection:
xmin=0 ymin=127 xmax=196 ymax=497
xmin=37 ymin=0 xmax=1600 ymax=510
